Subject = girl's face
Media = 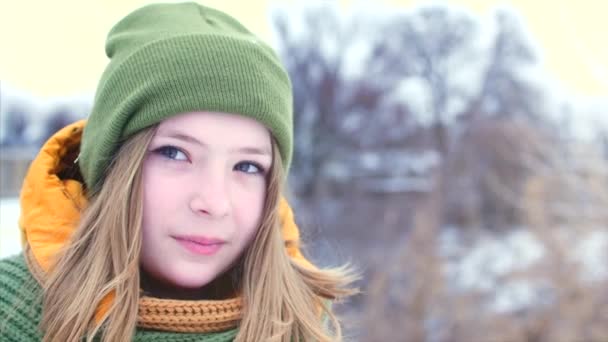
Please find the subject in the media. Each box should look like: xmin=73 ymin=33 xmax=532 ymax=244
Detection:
xmin=140 ymin=111 xmax=271 ymax=296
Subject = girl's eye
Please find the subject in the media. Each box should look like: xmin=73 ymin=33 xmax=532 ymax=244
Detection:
xmin=234 ymin=161 xmax=265 ymax=175
xmin=153 ymin=146 xmax=189 ymax=161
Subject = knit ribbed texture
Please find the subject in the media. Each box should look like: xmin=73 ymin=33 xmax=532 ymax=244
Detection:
xmin=79 ymin=2 xmax=293 ymax=191
xmin=0 ymin=254 xmax=239 ymax=341
xmin=138 ymin=297 xmax=241 ymax=333
xmin=0 ymin=255 xmax=43 ymax=341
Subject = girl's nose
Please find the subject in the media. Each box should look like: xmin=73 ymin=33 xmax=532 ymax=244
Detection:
xmin=189 ymin=166 xmax=231 ymax=219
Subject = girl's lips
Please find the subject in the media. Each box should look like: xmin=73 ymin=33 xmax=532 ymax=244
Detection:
xmin=173 ymin=236 xmax=225 ymax=256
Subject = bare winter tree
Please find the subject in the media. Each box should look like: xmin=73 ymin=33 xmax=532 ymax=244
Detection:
xmin=272 ymin=3 xmax=557 ymax=201
xmin=270 ymin=3 xmax=594 ymax=340
xmin=272 ymin=3 xmax=346 ymax=198
xmin=0 ymin=84 xmax=90 ymax=147
xmin=0 ymin=105 xmax=29 ymax=146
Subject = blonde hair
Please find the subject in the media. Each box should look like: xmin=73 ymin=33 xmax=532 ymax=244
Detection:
xmin=40 ymin=126 xmax=358 ymax=341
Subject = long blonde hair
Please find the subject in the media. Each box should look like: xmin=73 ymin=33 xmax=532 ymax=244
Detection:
xmin=40 ymin=126 xmax=358 ymax=341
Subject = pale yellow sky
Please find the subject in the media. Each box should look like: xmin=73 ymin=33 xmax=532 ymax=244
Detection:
xmin=0 ymin=0 xmax=606 ymax=97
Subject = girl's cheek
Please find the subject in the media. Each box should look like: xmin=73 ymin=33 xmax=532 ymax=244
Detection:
xmin=143 ymin=163 xmax=187 ymax=197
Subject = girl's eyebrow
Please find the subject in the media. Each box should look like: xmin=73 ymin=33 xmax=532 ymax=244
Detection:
xmin=234 ymin=146 xmax=272 ymax=156
xmin=157 ymin=131 xmax=271 ymax=156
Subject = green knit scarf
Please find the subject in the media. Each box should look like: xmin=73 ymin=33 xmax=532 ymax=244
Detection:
xmin=0 ymin=254 xmax=238 ymax=341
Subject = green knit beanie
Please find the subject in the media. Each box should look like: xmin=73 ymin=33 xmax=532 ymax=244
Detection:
xmin=79 ymin=2 xmax=293 ymax=192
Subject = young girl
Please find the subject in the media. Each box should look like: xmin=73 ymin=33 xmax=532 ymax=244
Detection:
xmin=0 ymin=3 xmax=357 ymax=341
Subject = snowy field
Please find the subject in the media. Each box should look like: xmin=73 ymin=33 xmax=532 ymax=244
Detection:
xmin=440 ymin=226 xmax=608 ymax=313
xmin=0 ymin=198 xmax=21 ymax=258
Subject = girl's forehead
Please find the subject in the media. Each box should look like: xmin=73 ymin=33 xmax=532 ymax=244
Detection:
xmin=156 ymin=111 xmax=272 ymax=147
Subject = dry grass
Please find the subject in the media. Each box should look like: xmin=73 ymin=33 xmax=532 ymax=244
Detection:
xmin=359 ymin=118 xmax=608 ymax=341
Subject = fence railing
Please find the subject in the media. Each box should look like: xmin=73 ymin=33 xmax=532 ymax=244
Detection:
xmin=0 ymin=147 xmax=38 ymax=198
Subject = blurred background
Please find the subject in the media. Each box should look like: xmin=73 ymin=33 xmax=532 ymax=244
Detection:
xmin=1 ymin=0 xmax=607 ymax=341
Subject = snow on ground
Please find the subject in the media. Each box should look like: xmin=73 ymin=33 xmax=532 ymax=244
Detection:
xmin=0 ymin=198 xmax=21 ymax=258
xmin=440 ymin=226 xmax=608 ymax=313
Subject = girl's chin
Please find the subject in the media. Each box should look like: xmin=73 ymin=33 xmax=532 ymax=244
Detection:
xmin=170 ymin=278 xmax=213 ymax=289
xmin=162 ymin=270 xmax=216 ymax=289
xmin=140 ymin=268 xmax=218 ymax=299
